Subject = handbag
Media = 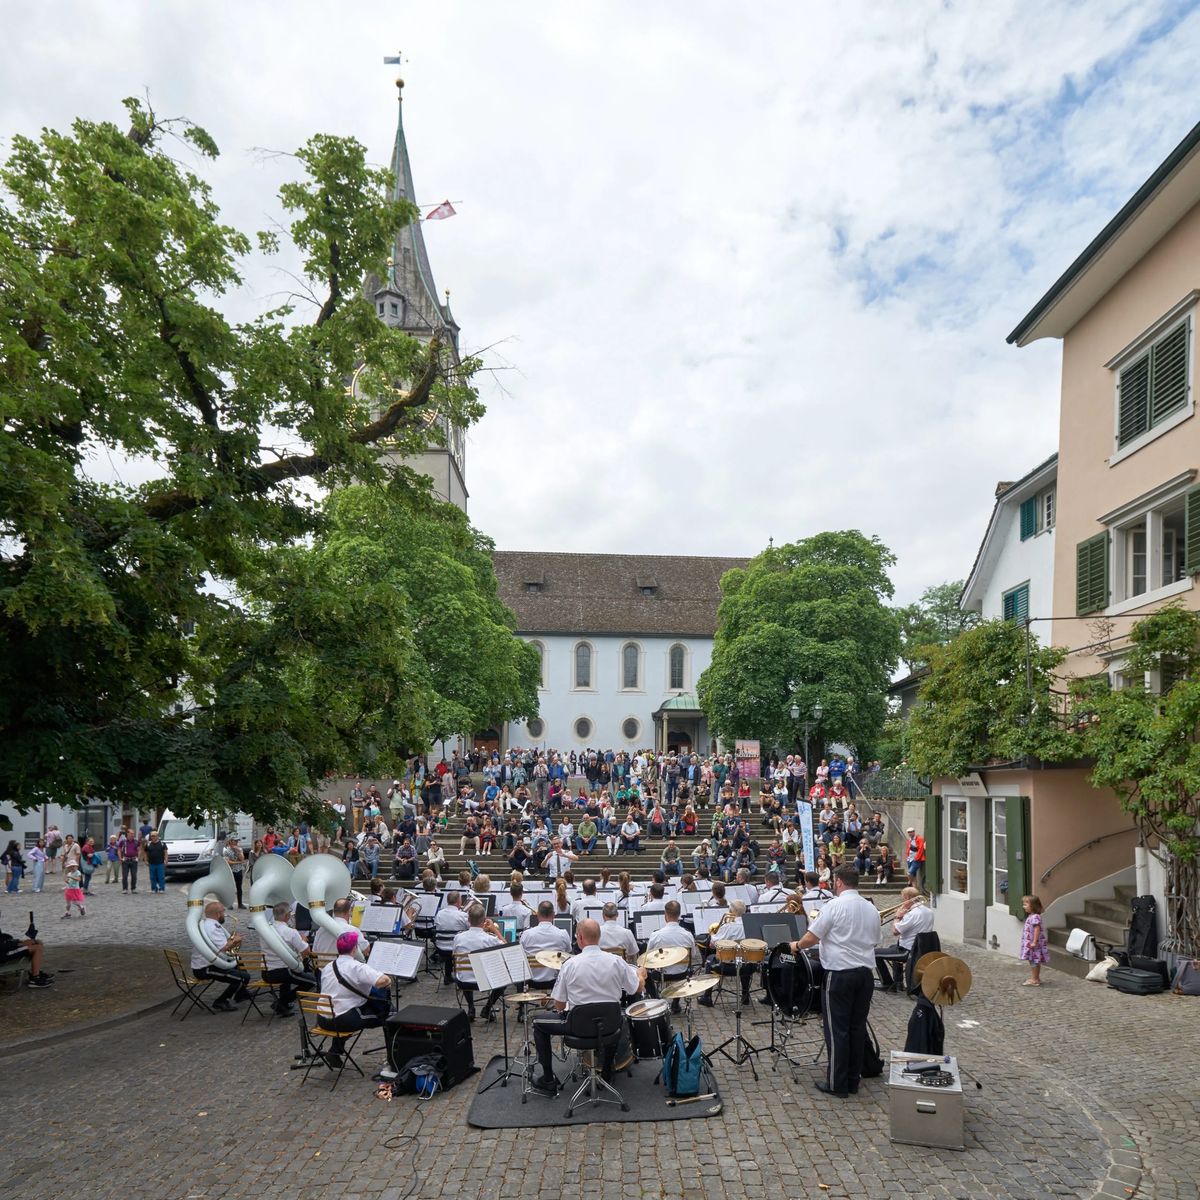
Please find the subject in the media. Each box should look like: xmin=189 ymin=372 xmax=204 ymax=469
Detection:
xmin=1171 ymin=959 xmax=1200 ymax=997
xmin=663 ymin=1032 xmax=704 ymax=1097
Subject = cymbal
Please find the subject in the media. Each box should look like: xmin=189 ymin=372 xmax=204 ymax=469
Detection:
xmin=921 ymin=955 xmax=972 ymax=1006
xmin=914 ymin=951 xmax=948 ymax=984
xmin=503 ymin=990 xmax=550 ymax=1005
xmin=534 ymin=950 xmax=572 ymax=970
xmin=639 ymin=946 xmax=690 ymax=970
xmin=662 ymin=976 xmax=720 ymax=999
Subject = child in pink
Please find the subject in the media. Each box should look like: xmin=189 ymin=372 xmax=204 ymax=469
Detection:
xmin=62 ymin=862 xmax=86 ymax=918
xmin=1020 ymin=894 xmax=1048 ymax=985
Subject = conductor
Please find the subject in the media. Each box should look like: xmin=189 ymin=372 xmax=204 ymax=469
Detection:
xmin=789 ymin=865 xmax=879 ymax=1098
xmin=530 ymin=918 xmax=647 ymax=1096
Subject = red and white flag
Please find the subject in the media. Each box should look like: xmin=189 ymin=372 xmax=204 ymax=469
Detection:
xmin=425 ymin=200 xmax=456 ymax=221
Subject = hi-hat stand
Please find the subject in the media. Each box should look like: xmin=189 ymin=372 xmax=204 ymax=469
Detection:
xmin=710 ymin=951 xmax=765 ymax=1080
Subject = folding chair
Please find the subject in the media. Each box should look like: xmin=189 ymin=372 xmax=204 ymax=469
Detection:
xmin=234 ymin=951 xmax=279 ymax=1025
xmin=164 ymin=948 xmax=214 ymax=1021
xmin=296 ymin=992 xmax=366 ymax=1090
xmin=452 ymin=951 xmax=477 ymax=1014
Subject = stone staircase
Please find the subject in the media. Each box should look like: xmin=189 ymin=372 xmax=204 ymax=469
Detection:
xmin=1047 ymin=883 xmax=1134 ymax=979
xmin=369 ymin=809 xmax=903 ymax=901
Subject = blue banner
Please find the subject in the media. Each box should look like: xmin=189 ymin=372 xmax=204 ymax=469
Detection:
xmin=797 ymin=802 xmax=815 ymax=874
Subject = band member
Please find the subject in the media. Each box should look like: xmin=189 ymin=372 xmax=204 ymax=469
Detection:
xmin=597 ymin=902 xmax=638 ymax=963
xmin=735 ymin=867 xmax=759 ymax=905
xmin=570 ymin=879 xmax=599 ymax=924
xmin=644 ymin=900 xmax=696 ymax=1010
xmin=320 ymin=930 xmax=390 ymax=1032
xmin=261 ymin=901 xmax=316 ymax=1016
xmin=544 ymin=837 xmax=578 ymax=882
xmin=758 ymin=870 xmax=791 ymax=906
xmin=311 ymin=897 xmax=363 ymax=960
xmin=451 ymin=902 xmax=506 ymax=1021
xmin=530 ymin=918 xmax=646 ymax=1095
xmin=800 ymin=871 xmax=833 ymax=915
xmin=434 ymin=889 xmax=469 ymax=984
xmin=699 ymin=900 xmax=754 ymax=1006
xmin=498 ymin=882 xmax=533 ymax=932
xmin=190 ymin=900 xmax=251 ymax=1012
xmin=519 ymin=900 xmax=573 ymax=990
xmin=790 ymin=865 xmax=880 ymax=1097
xmin=875 ymin=888 xmax=935 ymax=990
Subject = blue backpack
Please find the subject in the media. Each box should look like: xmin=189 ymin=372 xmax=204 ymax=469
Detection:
xmin=663 ymin=1032 xmax=703 ymax=1097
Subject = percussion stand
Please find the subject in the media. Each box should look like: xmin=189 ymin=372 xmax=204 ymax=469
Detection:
xmin=478 ymin=992 xmax=522 ymax=1095
xmin=518 ymin=998 xmax=543 ymax=1104
xmin=711 ymin=950 xmax=764 ymax=1081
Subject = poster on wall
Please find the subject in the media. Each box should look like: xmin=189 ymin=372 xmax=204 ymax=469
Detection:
xmin=735 ymin=739 xmax=761 ymax=781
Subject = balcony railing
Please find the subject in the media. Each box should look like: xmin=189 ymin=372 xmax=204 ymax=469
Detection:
xmin=860 ymin=767 xmax=931 ymax=800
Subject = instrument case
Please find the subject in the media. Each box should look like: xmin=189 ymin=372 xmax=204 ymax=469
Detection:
xmin=1106 ymin=966 xmax=1167 ymax=996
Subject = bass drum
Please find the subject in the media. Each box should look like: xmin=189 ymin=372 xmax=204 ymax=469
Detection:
xmin=763 ymin=944 xmax=824 ymax=1018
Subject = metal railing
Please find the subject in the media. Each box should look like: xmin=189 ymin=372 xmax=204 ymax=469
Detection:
xmin=1038 ymin=826 xmax=1138 ymax=883
xmin=859 ymin=767 xmax=931 ymax=800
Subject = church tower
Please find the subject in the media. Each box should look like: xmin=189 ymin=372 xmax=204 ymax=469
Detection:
xmin=365 ymin=77 xmax=468 ymax=512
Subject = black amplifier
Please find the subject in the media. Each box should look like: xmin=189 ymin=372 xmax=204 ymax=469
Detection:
xmin=385 ymin=1005 xmax=475 ymax=1090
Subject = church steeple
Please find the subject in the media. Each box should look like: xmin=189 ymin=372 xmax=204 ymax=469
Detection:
xmin=374 ymin=77 xmax=458 ymax=347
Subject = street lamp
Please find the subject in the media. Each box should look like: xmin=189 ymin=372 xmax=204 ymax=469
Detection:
xmin=792 ymin=700 xmax=823 ymax=772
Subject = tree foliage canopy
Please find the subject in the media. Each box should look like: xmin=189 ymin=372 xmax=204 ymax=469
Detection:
xmin=906 ymin=619 xmax=1079 ymax=777
xmin=698 ymin=531 xmax=900 ymax=755
xmin=0 ymin=99 xmax=528 ymax=824
xmin=896 ymin=580 xmax=981 ymax=671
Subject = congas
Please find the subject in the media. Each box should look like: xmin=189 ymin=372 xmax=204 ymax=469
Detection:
xmin=764 ymin=944 xmax=825 ymax=1017
xmin=713 ymin=939 xmax=739 ymax=963
xmin=625 ymin=998 xmax=673 ymax=1060
xmin=739 ymin=938 xmax=768 ymax=964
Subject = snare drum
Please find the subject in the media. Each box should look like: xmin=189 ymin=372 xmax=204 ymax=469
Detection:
xmin=764 ymin=943 xmax=825 ymax=1017
xmin=739 ymin=938 xmax=768 ymax=964
xmin=713 ymin=938 xmax=739 ymax=963
xmin=625 ymin=998 xmax=673 ymax=1059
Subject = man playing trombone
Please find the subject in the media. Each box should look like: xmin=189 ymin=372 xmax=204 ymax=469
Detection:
xmin=874 ymin=887 xmax=935 ymax=991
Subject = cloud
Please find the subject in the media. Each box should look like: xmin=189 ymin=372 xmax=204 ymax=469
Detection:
xmin=4 ymin=0 xmax=1200 ymax=602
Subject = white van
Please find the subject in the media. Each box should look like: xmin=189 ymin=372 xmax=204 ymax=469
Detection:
xmin=158 ymin=810 xmax=224 ymax=879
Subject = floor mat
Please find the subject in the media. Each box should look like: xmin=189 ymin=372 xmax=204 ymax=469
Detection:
xmin=466 ymin=1054 xmax=723 ymax=1128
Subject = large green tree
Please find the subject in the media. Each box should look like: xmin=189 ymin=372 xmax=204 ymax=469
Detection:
xmin=1080 ymin=606 xmax=1200 ymax=955
xmin=698 ymin=531 xmax=900 ymax=756
xmin=0 ymin=99 xmax=526 ymax=824
xmin=906 ymin=619 xmax=1079 ymax=776
xmin=896 ymin=579 xmax=981 ymax=671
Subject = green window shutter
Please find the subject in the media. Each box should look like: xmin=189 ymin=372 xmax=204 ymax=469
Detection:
xmin=1185 ymin=485 xmax=1200 ymax=575
xmin=1117 ymin=354 xmax=1150 ymax=447
xmin=1076 ymin=533 xmax=1109 ymax=615
xmin=1019 ymin=497 xmax=1038 ymax=540
xmin=1005 ymin=795 xmax=1031 ymax=919
xmin=1150 ymin=321 xmax=1189 ymax=425
xmin=924 ymin=795 xmax=942 ymax=894
xmin=1002 ymin=584 xmax=1029 ymax=623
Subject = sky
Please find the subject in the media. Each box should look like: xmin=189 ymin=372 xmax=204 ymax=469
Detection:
xmin=4 ymin=0 xmax=1200 ymax=603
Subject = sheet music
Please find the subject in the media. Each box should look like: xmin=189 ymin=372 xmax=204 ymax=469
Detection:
xmin=359 ymin=905 xmax=401 ymax=934
xmin=412 ymin=893 xmax=443 ymax=919
xmin=694 ymin=906 xmax=726 ymax=935
xmin=367 ymin=940 xmax=424 ymax=979
xmin=724 ymin=885 xmax=751 ymax=904
xmin=749 ymin=902 xmax=786 ymax=913
xmin=636 ymin=912 xmax=666 ymax=938
xmin=469 ymin=942 xmax=532 ymax=990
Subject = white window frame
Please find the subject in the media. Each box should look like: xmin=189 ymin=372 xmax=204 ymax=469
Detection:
xmin=620 ymin=641 xmax=644 ymax=692
xmin=528 ymin=639 xmax=548 ymax=691
xmin=621 ymin=716 xmax=641 ymax=743
xmin=1107 ymin=301 xmax=1195 ymax=467
xmin=667 ymin=643 xmax=689 ymax=692
xmin=947 ymin=798 xmax=969 ymax=896
xmin=1100 ymin=471 xmax=1197 ymax=615
xmin=572 ymin=641 xmax=596 ymax=692
xmin=526 ymin=716 xmax=547 ymax=742
xmin=573 ymin=715 xmax=594 ymax=743
xmin=991 ymin=798 xmax=1008 ymax=909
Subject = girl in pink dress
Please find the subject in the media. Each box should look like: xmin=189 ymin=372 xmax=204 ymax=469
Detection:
xmin=1020 ymin=894 xmax=1048 ymax=985
xmin=62 ymin=863 xmax=86 ymax=918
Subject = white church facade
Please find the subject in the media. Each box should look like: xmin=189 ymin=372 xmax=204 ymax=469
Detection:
xmin=492 ymin=552 xmax=745 ymax=754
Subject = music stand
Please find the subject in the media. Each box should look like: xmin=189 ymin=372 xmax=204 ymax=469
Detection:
xmin=743 ymin=912 xmax=807 ymax=942
xmin=469 ymin=943 xmax=532 ymax=1093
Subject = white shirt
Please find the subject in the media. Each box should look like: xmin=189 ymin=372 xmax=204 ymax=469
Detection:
xmin=434 ymin=905 xmax=470 ymax=950
xmin=520 ymin=920 xmax=573 ymax=982
xmin=451 ymin=926 xmax=504 ymax=983
xmin=712 ymin=917 xmax=746 ymax=942
xmin=263 ymin=919 xmax=308 ymax=972
xmin=894 ymin=903 xmax=936 ymax=950
xmin=571 ymin=895 xmax=599 ymax=924
xmin=320 ymin=955 xmax=383 ymax=1017
xmin=190 ymin=917 xmax=232 ymax=971
xmin=545 ymin=851 xmax=575 ymax=881
xmin=801 ymin=886 xmax=833 ymax=914
xmin=551 ymin=944 xmax=640 ymax=1008
xmin=498 ymin=899 xmax=532 ymax=932
xmin=312 ymin=917 xmax=360 ymax=960
xmin=598 ymin=918 xmax=639 ymax=962
xmin=740 ymin=882 xmax=760 ymax=905
xmin=759 ymin=886 xmax=791 ymax=906
xmin=645 ymin=921 xmax=696 ymax=978
xmin=807 ymin=889 xmax=881 ymax=971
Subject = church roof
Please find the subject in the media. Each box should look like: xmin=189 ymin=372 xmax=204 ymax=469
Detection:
xmin=493 ymin=552 xmax=747 ymax=638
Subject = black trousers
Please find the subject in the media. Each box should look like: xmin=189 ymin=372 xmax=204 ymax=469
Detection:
xmin=324 ymin=1005 xmax=386 ymax=1033
xmin=459 ymin=980 xmax=505 ymax=1014
xmin=231 ymin=870 xmax=244 ymax=907
xmin=822 ymin=966 xmax=874 ymax=1094
xmin=533 ymin=1012 xmax=619 ymax=1081
xmin=195 ymin=963 xmax=250 ymax=1004
xmin=263 ymin=966 xmax=316 ymax=1009
xmin=875 ymin=943 xmax=908 ymax=989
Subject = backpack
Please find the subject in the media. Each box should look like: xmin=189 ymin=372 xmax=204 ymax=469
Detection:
xmin=663 ymin=1032 xmax=703 ymax=1098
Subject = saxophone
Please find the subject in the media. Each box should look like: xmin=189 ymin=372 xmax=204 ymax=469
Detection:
xmin=708 ymin=909 xmax=735 ymax=937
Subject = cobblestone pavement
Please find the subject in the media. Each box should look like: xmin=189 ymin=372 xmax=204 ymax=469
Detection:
xmin=0 ymin=885 xmax=1196 ymax=1199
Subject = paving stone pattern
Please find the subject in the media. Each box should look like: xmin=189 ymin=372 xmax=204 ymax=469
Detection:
xmin=1 ymin=882 xmax=1197 ymax=1198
